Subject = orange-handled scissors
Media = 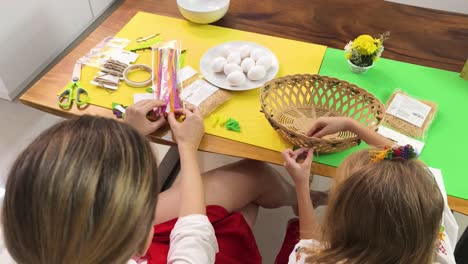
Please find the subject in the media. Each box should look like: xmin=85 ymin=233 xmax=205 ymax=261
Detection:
xmin=58 ymin=63 xmax=90 ymax=109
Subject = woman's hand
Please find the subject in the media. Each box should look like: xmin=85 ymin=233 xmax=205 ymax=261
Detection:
xmin=281 ymin=148 xmax=313 ymax=186
xmin=168 ymin=106 xmax=205 ymax=152
xmin=169 ymin=106 xmax=206 ymax=217
xmin=125 ymin=100 xmax=167 ymax=136
xmin=307 ymin=117 xmax=353 ymax=138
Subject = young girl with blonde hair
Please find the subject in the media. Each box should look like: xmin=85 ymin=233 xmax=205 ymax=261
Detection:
xmin=282 ymin=117 xmax=458 ymax=264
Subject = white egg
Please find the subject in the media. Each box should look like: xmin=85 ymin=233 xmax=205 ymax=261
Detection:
xmin=221 ymin=45 xmax=232 ymax=58
xmin=250 ymin=48 xmax=265 ymax=61
xmin=239 ymin=45 xmax=252 ymax=59
xmin=227 ymin=71 xmax=246 ymax=86
xmin=270 ymin=59 xmax=278 ymax=70
xmin=256 ymin=55 xmax=272 ymax=70
xmin=241 ymin=58 xmax=255 ymax=73
xmin=224 ymin=63 xmax=243 ymax=76
xmin=227 ymin=52 xmax=241 ymax=65
xmin=247 ymin=65 xmax=266 ymax=81
xmin=211 ymin=57 xmax=227 ymax=73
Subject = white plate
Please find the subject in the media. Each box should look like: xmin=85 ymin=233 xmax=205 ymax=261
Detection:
xmin=199 ymin=41 xmax=279 ymax=91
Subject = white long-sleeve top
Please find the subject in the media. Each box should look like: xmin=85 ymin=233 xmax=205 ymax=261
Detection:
xmin=167 ymin=214 xmax=218 ymax=263
xmin=0 ymin=215 xmax=218 ymax=264
xmin=128 ymin=214 xmax=219 ymax=264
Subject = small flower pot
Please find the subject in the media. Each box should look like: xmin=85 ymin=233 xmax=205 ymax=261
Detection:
xmin=348 ymin=60 xmax=373 ymax=74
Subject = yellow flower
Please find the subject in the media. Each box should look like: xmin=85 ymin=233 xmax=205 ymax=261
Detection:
xmin=375 ymin=39 xmax=382 ymax=47
xmin=345 ymin=52 xmax=352 ymax=59
xmin=352 ymin=35 xmax=380 ymax=55
xmin=355 ymin=35 xmax=374 ymax=43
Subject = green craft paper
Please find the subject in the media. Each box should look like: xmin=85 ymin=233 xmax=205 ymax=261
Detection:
xmin=316 ymin=48 xmax=468 ymax=200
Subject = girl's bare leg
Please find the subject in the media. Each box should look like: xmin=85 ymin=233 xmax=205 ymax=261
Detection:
xmin=155 ymin=159 xmax=297 ymax=225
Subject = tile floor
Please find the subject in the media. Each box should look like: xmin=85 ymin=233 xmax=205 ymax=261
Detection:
xmin=0 ymin=99 xmax=467 ymax=263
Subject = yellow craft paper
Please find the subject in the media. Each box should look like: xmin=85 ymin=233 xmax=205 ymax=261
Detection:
xmin=74 ymin=12 xmax=327 ymax=152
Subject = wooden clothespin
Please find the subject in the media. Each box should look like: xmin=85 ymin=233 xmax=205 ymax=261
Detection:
xmin=461 ymin=59 xmax=468 ymax=81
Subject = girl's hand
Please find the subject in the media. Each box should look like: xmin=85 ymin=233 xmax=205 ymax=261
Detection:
xmin=125 ymin=100 xmax=167 ymax=136
xmin=281 ymin=148 xmax=313 ymax=186
xmin=307 ymin=117 xmax=353 ymax=138
xmin=168 ymin=106 xmax=204 ymax=152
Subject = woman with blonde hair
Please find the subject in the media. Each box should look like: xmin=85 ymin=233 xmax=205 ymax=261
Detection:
xmin=2 ymin=101 xmax=222 ymax=264
xmin=282 ymin=117 xmax=458 ymax=264
xmin=1 ymin=100 xmax=307 ymax=264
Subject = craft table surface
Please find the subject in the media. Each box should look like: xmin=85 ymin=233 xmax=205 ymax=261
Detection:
xmin=317 ymin=48 xmax=468 ymax=201
xmin=19 ymin=0 xmax=468 ymax=214
xmin=78 ymin=12 xmax=326 ymax=153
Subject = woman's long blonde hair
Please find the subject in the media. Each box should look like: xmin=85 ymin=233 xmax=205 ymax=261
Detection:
xmin=306 ymin=149 xmax=444 ymax=264
xmin=2 ymin=115 xmax=159 ymax=264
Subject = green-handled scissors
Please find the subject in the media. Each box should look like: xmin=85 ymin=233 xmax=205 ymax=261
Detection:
xmin=58 ymin=63 xmax=90 ymax=109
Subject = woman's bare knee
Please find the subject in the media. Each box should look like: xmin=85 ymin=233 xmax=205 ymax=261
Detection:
xmin=232 ymin=159 xmax=276 ymax=178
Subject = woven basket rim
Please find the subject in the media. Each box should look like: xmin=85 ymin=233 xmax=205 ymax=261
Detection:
xmin=262 ymin=73 xmax=367 ymax=94
xmin=272 ymin=117 xmax=361 ymax=144
xmin=260 ymin=74 xmax=385 ymax=144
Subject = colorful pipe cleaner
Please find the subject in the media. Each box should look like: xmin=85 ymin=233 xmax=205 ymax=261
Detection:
xmin=226 ymin=118 xmax=241 ymax=132
xmin=111 ymin=102 xmax=126 ymax=119
xmin=370 ymin=144 xmax=418 ymax=162
xmin=210 ymin=114 xmax=241 ymax=132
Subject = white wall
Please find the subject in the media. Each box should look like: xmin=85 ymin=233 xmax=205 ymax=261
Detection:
xmin=0 ymin=0 xmax=115 ymax=101
xmin=90 ymin=0 xmax=116 ymax=17
xmin=0 ymin=78 xmax=8 ymax=100
xmin=386 ymin=0 xmax=468 ymax=15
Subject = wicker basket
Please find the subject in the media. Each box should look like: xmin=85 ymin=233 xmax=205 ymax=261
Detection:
xmin=260 ymin=74 xmax=385 ymax=153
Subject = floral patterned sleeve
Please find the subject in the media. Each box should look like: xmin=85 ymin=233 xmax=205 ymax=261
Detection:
xmin=432 ymin=168 xmax=458 ymax=264
xmin=288 ymin=239 xmax=323 ymax=264
xmin=434 ymin=202 xmax=458 ymax=264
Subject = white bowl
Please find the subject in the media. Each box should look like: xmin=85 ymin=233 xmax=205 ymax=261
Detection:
xmin=177 ymin=0 xmax=230 ymax=24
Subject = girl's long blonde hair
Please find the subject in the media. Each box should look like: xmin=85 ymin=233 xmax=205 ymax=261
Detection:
xmin=2 ymin=115 xmax=159 ymax=264
xmin=307 ymin=149 xmax=444 ymax=264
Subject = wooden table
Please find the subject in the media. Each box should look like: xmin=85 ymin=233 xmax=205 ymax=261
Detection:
xmin=20 ymin=0 xmax=468 ymax=214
